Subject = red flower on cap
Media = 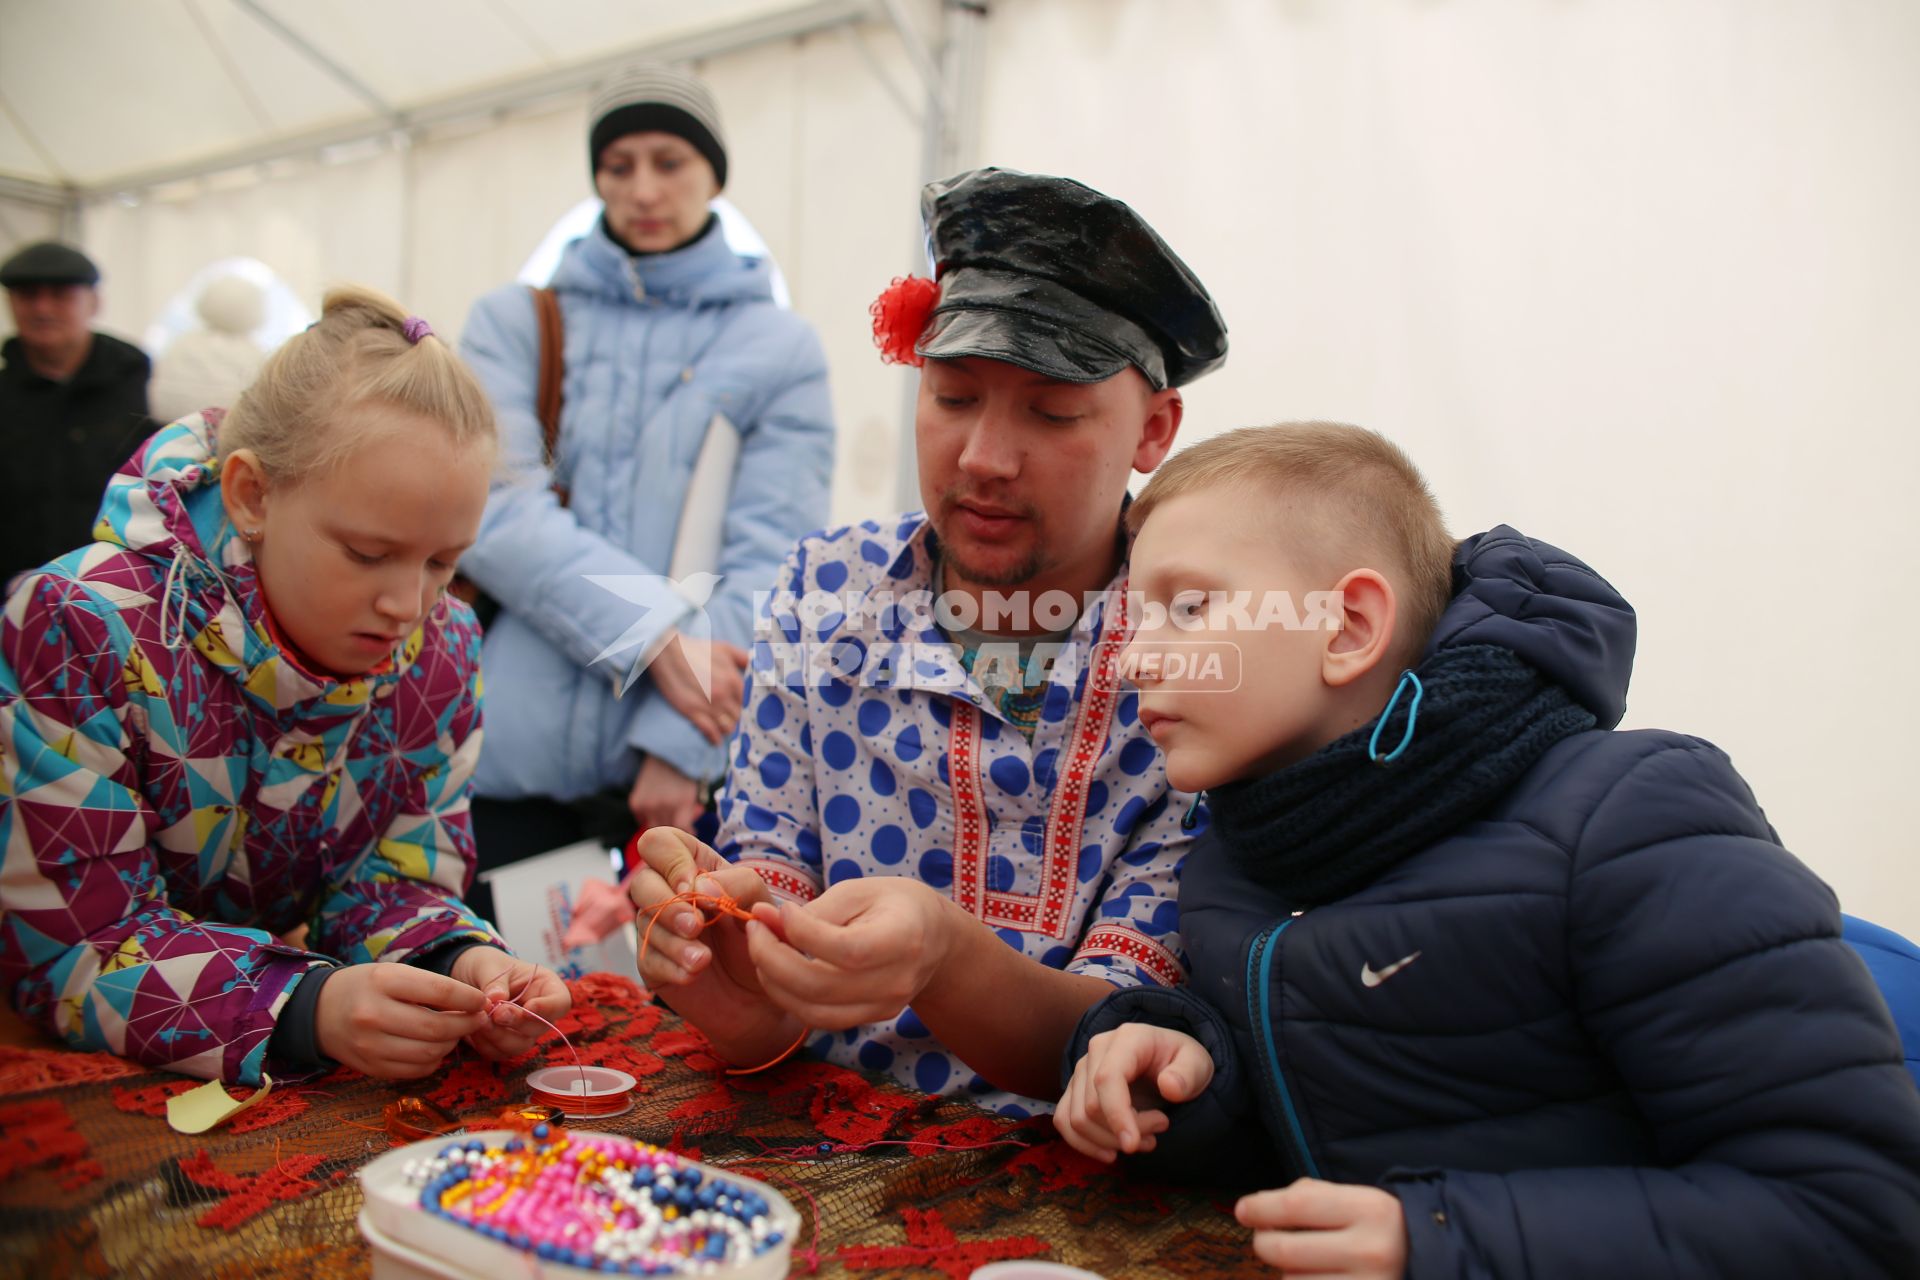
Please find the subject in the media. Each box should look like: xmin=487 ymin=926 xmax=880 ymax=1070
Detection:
xmin=869 ymin=275 xmax=940 ymax=367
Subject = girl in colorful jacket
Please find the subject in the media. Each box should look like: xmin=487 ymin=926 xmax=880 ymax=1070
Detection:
xmin=0 ymin=287 xmax=570 ymax=1086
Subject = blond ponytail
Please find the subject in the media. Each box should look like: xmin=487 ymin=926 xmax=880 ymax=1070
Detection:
xmin=218 ymin=284 xmax=496 ymax=482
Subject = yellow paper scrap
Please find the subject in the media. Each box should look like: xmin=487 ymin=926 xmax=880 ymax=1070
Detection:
xmin=166 ymin=1074 xmax=274 ymax=1135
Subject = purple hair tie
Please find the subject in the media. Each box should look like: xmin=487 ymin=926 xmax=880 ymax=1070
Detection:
xmin=401 ymin=316 xmax=434 ymax=344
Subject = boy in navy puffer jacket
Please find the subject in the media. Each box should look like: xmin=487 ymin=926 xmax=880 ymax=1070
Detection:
xmin=1056 ymin=423 xmax=1920 ymax=1279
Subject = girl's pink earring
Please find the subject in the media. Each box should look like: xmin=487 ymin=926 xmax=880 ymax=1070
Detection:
xmin=430 ymin=587 xmax=451 ymax=626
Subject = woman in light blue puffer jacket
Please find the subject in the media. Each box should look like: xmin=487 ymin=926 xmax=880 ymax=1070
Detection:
xmin=456 ymin=65 xmax=834 ymax=893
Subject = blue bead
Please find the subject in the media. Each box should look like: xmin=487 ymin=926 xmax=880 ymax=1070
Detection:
xmin=677 ymin=1166 xmax=701 ymax=1185
xmin=532 ymin=1122 xmax=550 ymax=1140
xmin=817 ymin=1141 xmax=833 ymax=1153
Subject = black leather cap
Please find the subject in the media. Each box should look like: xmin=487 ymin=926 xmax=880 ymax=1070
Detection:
xmin=915 ymin=168 xmax=1227 ymax=390
xmin=0 ymin=241 xmax=100 ymax=289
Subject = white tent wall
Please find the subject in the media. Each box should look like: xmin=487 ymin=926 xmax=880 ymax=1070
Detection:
xmin=976 ymin=0 xmax=1920 ymax=934
xmin=83 ymin=152 xmax=409 ymax=337
xmin=0 ymin=196 xmax=65 ymax=263
xmin=78 ymin=17 xmax=926 ymax=528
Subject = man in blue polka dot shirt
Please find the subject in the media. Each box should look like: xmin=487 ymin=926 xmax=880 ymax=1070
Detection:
xmin=627 ymin=168 xmax=1229 ymax=1113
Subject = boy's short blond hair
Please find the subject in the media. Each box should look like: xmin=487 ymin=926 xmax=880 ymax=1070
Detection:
xmin=1129 ymin=422 xmax=1456 ymax=659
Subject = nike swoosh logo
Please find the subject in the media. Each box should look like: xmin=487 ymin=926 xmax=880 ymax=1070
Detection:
xmin=1360 ymin=951 xmax=1423 ymax=988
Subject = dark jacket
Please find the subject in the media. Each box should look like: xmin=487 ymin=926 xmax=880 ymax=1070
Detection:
xmin=1071 ymin=527 xmax=1920 ymax=1279
xmin=0 ymin=331 xmax=153 ymax=580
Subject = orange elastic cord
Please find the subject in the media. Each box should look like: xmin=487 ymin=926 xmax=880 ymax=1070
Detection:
xmin=525 ymin=1081 xmax=633 ymax=1117
xmin=729 ymin=1028 xmax=808 ymax=1076
xmin=638 ymin=891 xmax=809 ymax=1076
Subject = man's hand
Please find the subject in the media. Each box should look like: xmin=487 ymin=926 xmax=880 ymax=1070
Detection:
xmin=744 ymin=876 xmax=957 ymax=1029
xmin=447 ymin=946 xmax=573 ymax=1061
xmin=623 ymin=828 xmax=800 ymax=1061
xmin=1054 ymin=1023 xmax=1214 ymax=1161
xmin=628 ymin=754 xmax=704 ymax=832
xmin=624 ymin=828 xmax=768 ymax=989
xmin=649 ymin=631 xmax=749 ymax=745
xmin=313 ymin=963 xmax=490 ymax=1079
xmin=1237 ymin=1180 xmax=1409 ymax=1279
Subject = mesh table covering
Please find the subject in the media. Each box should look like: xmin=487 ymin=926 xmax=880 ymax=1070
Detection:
xmin=0 ymin=973 xmax=1267 ymax=1279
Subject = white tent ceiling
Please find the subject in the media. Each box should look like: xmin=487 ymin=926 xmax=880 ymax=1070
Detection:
xmin=0 ymin=0 xmax=877 ymax=192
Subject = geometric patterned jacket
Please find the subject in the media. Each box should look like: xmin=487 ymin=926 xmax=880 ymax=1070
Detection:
xmin=0 ymin=412 xmax=501 ymax=1085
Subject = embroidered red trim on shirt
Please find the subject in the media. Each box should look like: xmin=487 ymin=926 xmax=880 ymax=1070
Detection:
xmin=948 ymin=582 xmax=1133 ymax=941
xmin=1077 ymin=923 xmax=1185 ymax=988
xmin=735 ymin=858 xmax=820 ymax=903
xmin=949 ymin=700 xmax=991 ymax=920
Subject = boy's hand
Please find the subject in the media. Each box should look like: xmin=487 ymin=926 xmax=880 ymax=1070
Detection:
xmin=1237 ymin=1180 xmax=1409 ymax=1278
xmin=1054 ymin=1023 xmax=1215 ymax=1161
xmin=448 ymin=947 xmax=573 ymax=1061
xmin=313 ymin=963 xmax=490 ymax=1079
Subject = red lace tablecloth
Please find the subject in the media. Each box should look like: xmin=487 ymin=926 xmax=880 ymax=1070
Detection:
xmin=0 ymin=974 xmax=1264 ymax=1278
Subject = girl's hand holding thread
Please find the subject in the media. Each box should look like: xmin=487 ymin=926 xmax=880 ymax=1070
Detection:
xmin=1055 ymin=1024 xmax=1215 ymax=1162
xmin=449 ymin=947 xmax=572 ymax=1061
xmin=314 ymin=963 xmax=492 ymax=1079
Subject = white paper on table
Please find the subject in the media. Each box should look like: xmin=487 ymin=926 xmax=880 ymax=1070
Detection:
xmin=667 ymin=412 xmax=741 ymax=583
xmin=478 ymin=840 xmax=637 ymax=981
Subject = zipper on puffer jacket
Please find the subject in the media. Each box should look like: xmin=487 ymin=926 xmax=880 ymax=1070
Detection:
xmin=1247 ymin=918 xmax=1322 ymax=1180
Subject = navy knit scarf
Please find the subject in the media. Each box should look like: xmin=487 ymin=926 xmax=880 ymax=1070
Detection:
xmin=1207 ymin=644 xmax=1596 ymax=907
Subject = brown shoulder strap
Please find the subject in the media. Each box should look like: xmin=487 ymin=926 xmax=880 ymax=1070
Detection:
xmin=530 ymin=285 xmax=568 ymax=505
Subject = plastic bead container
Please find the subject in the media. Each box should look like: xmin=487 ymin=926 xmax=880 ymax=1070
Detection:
xmin=357 ymin=1128 xmax=800 ymax=1280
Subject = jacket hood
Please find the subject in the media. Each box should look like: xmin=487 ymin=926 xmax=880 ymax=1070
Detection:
xmin=550 ymin=214 xmax=776 ymax=308
xmin=88 ymin=411 xmax=421 ymax=715
xmin=93 ymin=411 xmax=233 ymax=567
xmin=1423 ymin=525 xmax=1637 ymax=728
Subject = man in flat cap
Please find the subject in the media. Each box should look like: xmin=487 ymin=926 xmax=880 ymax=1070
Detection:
xmin=627 ymin=168 xmax=1227 ymax=1113
xmin=1 ymin=241 xmax=154 ymax=583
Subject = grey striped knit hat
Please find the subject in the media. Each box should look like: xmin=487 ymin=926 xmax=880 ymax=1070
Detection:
xmin=589 ymin=64 xmax=728 ymax=188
